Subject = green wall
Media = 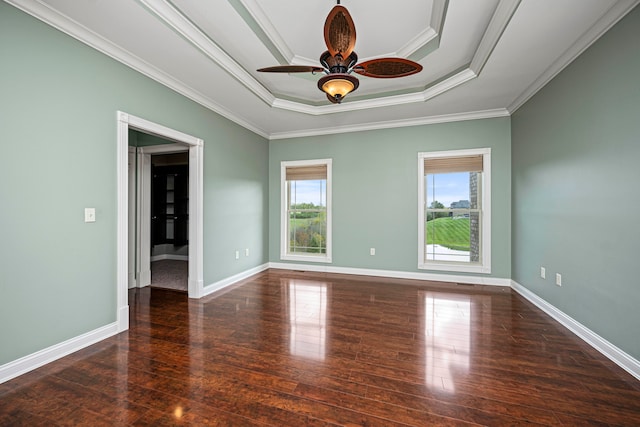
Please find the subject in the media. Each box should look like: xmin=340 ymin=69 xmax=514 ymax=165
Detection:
xmin=3 ymin=0 xmax=636 ymax=373
xmin=269 ymin=118 xmax=512 ymax=279
xmin=129 ymin=130 xmax=176 ymax=147
xmin=0 ymin=3 xmax=269 ymax=365
xmin=512 ymin=6 xmax=640 ymax=359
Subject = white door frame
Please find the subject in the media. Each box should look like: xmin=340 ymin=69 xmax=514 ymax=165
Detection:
xmin=117 ymin=111 xmax=204 ymax=332
xmin=136 ymin=143 xmax=189 ymax=288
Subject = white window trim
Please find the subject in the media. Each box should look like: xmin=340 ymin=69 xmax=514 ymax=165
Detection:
xmin=418 ymin=148 xmax=491 ymax=274
xmin=281 ymin=159 xmax=332 ymax=263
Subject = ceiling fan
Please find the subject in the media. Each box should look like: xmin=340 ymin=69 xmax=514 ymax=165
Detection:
xmin=257 ymin=0 xmax=423 ymax=104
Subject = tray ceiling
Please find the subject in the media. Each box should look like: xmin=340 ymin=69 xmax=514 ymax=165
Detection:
xmin=5 ymin=0 xmax=638 ymax=139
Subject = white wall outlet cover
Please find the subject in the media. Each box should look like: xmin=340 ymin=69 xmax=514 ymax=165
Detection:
xmin=84 ymin=208 xmax=96 ymax=222
xmin=235 ymin=251 xmax=240 ymax=259
xmin=245 ymin=248 xmax=249 ymax=256
xmin=370 ymin=248 xmax=375 ymax=256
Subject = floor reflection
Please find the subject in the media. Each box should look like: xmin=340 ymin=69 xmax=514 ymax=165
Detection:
xmin=421 ymin=292 xmax=472 ymax=392
xmin=284 ymin=279 xmax=328 ymax=360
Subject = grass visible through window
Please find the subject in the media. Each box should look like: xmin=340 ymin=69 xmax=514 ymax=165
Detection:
xmin=426 ymin=217 xmax=470 ymax=251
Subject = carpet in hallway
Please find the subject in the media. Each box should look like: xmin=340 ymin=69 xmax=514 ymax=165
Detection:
xmin=150 ymin=259 xmax=187 ymax=292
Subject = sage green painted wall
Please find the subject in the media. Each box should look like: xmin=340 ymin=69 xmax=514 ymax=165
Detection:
xmin=132 ymin=131 xmax=176 ymax=147
xmin=512 ymin=6 xmax=640 ymax=359
xmin=0 ymin=3 xmax=268 ymax=365
xmin=269 ymin=118 xmax=511 ymax=278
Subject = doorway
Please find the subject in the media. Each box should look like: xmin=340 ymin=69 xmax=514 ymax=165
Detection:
xmin=149 ymin=151 xmax=189 ymax=292
xmin=117 ymin=112 xmax=203 ymax=332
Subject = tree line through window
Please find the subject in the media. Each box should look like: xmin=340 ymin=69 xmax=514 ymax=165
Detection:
xmin=281 ymin=160 xmax=332 ymax=262
xmin=280 ymin=150 xmax=489 ymax=273
xmin=419 ymin=149 xmax=491 ymax=273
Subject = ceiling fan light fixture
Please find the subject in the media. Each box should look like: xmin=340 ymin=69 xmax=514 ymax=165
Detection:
xmin=258 ymin=2 xmax=422 ymax=104
xmin=318 ymin=73 xmax=359 ymax=103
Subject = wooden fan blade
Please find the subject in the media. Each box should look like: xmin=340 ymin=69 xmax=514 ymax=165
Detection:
xmin=257 ymin=65 xmax=323 ymax=73
xmin=324 ymin=5 xmax=356 ymax=59
xmin=353 ymin=58 xmax=423 ymax=78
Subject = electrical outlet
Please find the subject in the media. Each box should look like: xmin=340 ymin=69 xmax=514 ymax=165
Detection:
xmin=245 ymin=248 xmax=249 ymax=257
xmin=84 ymin=208 xmax=96 ymax=223
xmin=540 ymin=267 xmax=546 ymax=279
xmin=370 ymin=248 xmax=375 ymax=256
xmin=556 ymin=273 xmax=562 ymax=286
xmin=235 ymin=251 xmax=240 ymax=260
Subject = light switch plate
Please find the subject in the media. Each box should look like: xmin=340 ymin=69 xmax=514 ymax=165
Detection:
xmin=84 ymin=208 xmax=96 ymax=223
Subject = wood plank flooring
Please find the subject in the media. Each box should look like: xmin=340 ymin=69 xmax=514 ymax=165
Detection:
xmin=2 ymin=269 xmax=640 ymax=426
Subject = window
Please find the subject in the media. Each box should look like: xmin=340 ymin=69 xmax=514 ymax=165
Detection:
xmin=281 ymin=159 xmax=332 ymax=263
xmin=418 ymin=148 xmax=491 ymax=273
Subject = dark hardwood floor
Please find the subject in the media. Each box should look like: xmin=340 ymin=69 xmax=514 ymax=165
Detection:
xmin=2 ymin=269 xmax=640 ymax=426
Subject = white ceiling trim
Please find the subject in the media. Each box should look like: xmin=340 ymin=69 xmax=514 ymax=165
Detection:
xmin=261 ymin=0 xmax=518 ymax=114
xmin=397 ymin=27 xmax=438 ymax=59
xmin=6 ymin=0 xmax=270 ymax=138
xmin=141 ymin=0 xmax=444 ymax=114
xmin=470 ymin=0 xmax=521 ymax=74
xmin=236 ymin=0 xmax=295 ymax=63
xmin=269 ymin=108 xmax=511 ymax=140
xmin=270 ymin=68 xmax=476 ymax=116
xmin=13 ymin=0 xmax=631 ymax=140
xmin=398 ymin=0 xmax=446 ymax=58
xmin=139 ymin=0 xmax=274 ymax=104
xmin=508 ymin=0 xmax=640 ymax=113
xmin=291 ymin=55 xmax=322 ymax=67
xmin=11 ymin=0 xmax=521 ymax=122
xmin=239 ymin=0 xmax=446 ymax=64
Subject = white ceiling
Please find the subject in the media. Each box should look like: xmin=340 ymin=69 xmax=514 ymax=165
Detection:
xmin=6 ymin=0 xmax=639 ymax=139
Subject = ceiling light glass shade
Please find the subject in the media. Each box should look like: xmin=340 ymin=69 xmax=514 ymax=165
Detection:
xmin=318 ymin=73 xmax=359 ymax=103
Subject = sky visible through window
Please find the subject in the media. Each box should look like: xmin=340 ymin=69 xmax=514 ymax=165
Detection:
xmin=291 ymin=180 xmax=326 ymax=207
xmin=426 ymin=172 xmax=470 ymax=208
xmin=290 ymin=175 xmax=469 ymax=209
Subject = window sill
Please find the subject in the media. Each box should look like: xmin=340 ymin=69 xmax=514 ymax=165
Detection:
xmin=281 ymin=254 xmax=332 ymax=264
xmin=418 ymin=262 xmax=491 ymax=274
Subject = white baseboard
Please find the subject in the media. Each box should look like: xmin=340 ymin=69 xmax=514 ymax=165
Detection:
xmin=268 ymin=262 xmax=512 ymax=287
xmin=138 ymin=269 xmax=151 ymax=288
xmin=151 ymin=254 xmax=189 ymax=262
xmin=128 ymin=272 xmax=136 ymax=289
xmin=189 ymin=278 xmax=204 ymax=299
xmin=511 ymin=280 xmax=640 ymax=381
xmin=117 ymin=306 xmax=129 ymax=333
xmin=202 ymin=263 xmax=270 ymax=297
xmin=0 ymin=322 xmax=119 ymax=385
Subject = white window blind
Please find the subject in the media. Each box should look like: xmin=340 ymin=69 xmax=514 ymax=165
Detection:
xmin=424 ymin=155 xmax=483 ymax=174
xmin=286 ymin=165 xmax=327 ymax=181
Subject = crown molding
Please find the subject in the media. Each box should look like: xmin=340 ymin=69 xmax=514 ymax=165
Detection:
xmin=140 ymin=0 xmax=467 ymax=115
xmin=5 ymin=0 xmax=270 ymax=138
xmin=235 ymin=0 xmax=294 ymax=63
xmin=470 ymin=0 xmax=521 ymax=74
xmin=397 ymin=27 xmax=438 ymax=59
xmin=261 ymin=0 xmax=514 ymax=115
xmin=397 ymin=0 xmax=447 ymax=58
xmin=11 ymin=0 xmax=516 ymax=122
xmin=291 ymin=55 xmax=320 ymax=67
xmin=268 ymin=108 xmax=510 ymax=140
xmin=508 ymin=0 xmax=640 ymax=113
xmin=139 ymin=0 xmax=273 ymax=103
xmin=421 ymin=68 xmax=477 ymax=100
xmin=430 ymin=0 xmax=448 ymax=35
